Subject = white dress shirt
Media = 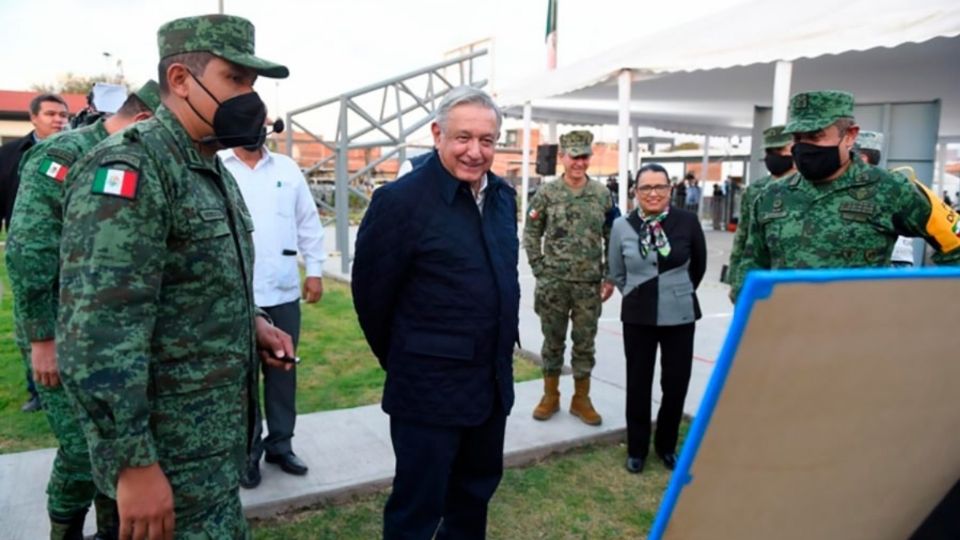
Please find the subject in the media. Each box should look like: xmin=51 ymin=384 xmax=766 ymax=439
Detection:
xmin=219 ymin=147 xmax=326 ymax=308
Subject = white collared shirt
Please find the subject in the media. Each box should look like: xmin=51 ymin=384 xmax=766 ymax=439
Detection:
xmin=219 ymin=147 xmax=326 ymax=308
xmin=472 ymin=174 xmax=489 ymax=213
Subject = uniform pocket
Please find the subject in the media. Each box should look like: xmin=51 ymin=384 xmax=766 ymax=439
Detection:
xmin=189 ymin=210 xmax=232 ymax=240
xmin=673 ymin=283 xmax=695 ymax=296
xmin=151 ymin=357 xmax=247 ymax=461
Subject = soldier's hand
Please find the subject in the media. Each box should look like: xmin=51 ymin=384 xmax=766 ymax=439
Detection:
xmin=116 ymin=463 xmax=174 ymax=540
xmin=256 ymin=316 xmax=296 ymax=371
xmin=600 ymin=281 xmax=615 ymax=302
xmin=303 ymin=276 xmax=323 ymax=303
xmin=31 ymin=340 xmax=60 ymax=388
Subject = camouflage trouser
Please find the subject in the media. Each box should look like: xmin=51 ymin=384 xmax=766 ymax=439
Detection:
xmin=174 ymin=491 xmax=250 ymax=539
xmin=533 ymin=278 xmax=602 ymax=379
xmin=20 ymin=347 xmax=102 ymax=525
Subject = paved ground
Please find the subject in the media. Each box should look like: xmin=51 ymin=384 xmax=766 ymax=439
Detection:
xmin=0 ymin=224 xmax=737 ymax=538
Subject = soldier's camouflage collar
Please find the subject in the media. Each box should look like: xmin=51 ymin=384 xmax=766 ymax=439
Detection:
xmin=153 ymin=105 xmax=218 ymax=171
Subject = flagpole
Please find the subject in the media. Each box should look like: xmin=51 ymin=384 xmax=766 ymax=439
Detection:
xmin=545 ymin=0 xmax=557 ymax=70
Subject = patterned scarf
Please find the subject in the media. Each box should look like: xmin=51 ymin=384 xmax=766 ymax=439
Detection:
xmin=638 ymin=208 xmax=671 ymax=258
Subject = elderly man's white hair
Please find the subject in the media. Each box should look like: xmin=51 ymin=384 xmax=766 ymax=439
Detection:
xmin=435 ymin=86 xmax=502 ymax=133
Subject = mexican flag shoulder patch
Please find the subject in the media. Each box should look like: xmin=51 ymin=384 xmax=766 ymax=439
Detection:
xmin=92 ymin=167 xmax=139 ymax=199
xmin=39 ymin=157 xmax=69 ymax=182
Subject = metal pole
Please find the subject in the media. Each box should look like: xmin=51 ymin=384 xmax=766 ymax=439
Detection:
xmin=880 ymin=103 xmax=893 ymax=171
xmin=547 ymin=120 xmax=557 ymax=144
xmin=936 ymin=142 xmax=947 ymax=194
xmin=701 ymin=135 xmax=710 ymax=181
xmin=336 ymin=97 xmax=350 ymax=274
xmin=395 ymin=85 xmax=406 ymax=165
xmin=284 ymin=112 xmax=293 ymax=158
xmin=771 ymin=60 xmax=793 ymax=125
xmin=617 ymin=69 xmax=631 ymax=212
xmin=521 ymin=102 xmax=532 ymax=228
xmin=629 ymin=124 xmax=638 ymax=179
xmin=218 ymin=0 xmax=224 ymax=14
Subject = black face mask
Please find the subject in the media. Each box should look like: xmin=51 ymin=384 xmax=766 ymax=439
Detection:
xmin=186 ymin=71 xmax=267 ymax=148
xmin=764 ymin=153 xmax=795 ymax=177
xmin=792 ymin=142 xmax=843 ymax=182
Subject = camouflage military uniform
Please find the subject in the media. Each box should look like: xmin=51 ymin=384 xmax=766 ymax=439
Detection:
xmin=524 ymin=132 xmax=613 ymax=378
xmin=56 ymin=15 xmax=288 ymax=538
xmin=728 ymin=125 xmax=794 ymax=299
xmin=7 ymin=80 xmax=160 ymax=537
xmin=6 ymin=119 xmax=119 ymax=537
xmin=57 ymin=104 xmax=258 ymax=538
xmin=732 ymin=91 xmax=960 ymax=299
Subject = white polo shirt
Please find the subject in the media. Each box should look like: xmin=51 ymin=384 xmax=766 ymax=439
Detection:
xmin=219 ymin=147 xmax=326 ymax=308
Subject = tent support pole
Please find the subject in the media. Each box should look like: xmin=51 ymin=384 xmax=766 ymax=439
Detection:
xmin=701 ymin=135 xmax=710 ymax=182
xmin=617 ymin=69 xmax=632 ymax=212
xmin=772 ymin=60 xmax=793 ymax=125
xmin=521 ymin=101 xmax=532 ymax=228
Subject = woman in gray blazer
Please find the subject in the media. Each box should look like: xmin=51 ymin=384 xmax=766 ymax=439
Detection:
xmin=605 ymin=163 xmax=706 ymax=474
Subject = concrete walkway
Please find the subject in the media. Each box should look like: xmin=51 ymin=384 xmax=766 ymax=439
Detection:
xmin=0 ymin=225 xmax=736 ymax=538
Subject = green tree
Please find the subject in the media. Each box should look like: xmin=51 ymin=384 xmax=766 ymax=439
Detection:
xmin=32 ymin=72 xmax=132 ymax=95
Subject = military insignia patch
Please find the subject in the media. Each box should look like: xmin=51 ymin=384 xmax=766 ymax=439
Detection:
xmin=794 ymin=94 xmax=808 ymax=110
xmin=850 ymin=187 xmax=874 ymax=200
xmin=92 ymin=167 xmax=139 ymax=199
xmin=529 ymin=209 xmax=540 ymax=220
xmin=39 ymin=158 xmax=68 ymax=182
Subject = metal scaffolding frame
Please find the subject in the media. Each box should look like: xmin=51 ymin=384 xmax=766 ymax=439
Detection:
xmin=285 ymin=50 xmax=489 ymax=274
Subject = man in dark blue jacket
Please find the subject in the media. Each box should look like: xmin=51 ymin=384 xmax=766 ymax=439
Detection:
xmin=353 ymin=86 xmax=519 ymax=540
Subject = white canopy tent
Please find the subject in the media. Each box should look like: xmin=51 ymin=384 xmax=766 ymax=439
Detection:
xmin=498 ymin=0 xmax=960 ymax=218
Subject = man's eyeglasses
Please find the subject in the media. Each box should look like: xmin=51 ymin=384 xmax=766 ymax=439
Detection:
xmin=636 ymin=185 xmax=671 ymax=194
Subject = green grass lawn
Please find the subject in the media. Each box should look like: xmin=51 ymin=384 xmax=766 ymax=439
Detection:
xmin=0 ymin=251 xmax=540 ymax=453
xmin=252 ymin=433 xmax=685 ymax=540
xmin=0 ymin=248 xmax=58 ymax=452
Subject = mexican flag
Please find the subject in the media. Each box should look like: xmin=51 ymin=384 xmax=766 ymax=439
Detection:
xmin=93 ymin=167 xmax=139 ymax=199
xmin=545 ymin=0 xmax=558 ymax=70
xmin=39 ymin=158 xmax=68 ymax=182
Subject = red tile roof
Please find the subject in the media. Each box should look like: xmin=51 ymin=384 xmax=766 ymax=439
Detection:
xmin=0 ymin=90 xmax=88 ymax=114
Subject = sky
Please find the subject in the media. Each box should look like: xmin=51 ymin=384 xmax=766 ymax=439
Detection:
xmin=0 ymin=0 xmax=753 ymax=118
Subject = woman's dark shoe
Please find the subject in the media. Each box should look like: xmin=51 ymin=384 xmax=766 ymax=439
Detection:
xmin=625 ymin=456 xmax=645 ymax=474
xmin=658 ymin=452 xmax=678 ymax=470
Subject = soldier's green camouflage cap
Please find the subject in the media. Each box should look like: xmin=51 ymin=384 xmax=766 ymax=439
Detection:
xmin=762 ymin=125 xmax=792 ymax=149
xmin=855 ymin=130 xmax=883 ymax=151
xmin=560 ymin=130 xmax=593 ymax=157
xmin=157 ymin=14 xmax=289 ymax=79
xmin=134 ymin=80 xmax=161 ymax=113
xmin=783 ymin=90 xmax=854 ymax=134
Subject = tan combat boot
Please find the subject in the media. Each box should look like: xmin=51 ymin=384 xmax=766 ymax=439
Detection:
xmin=532 ymin=374 xmax=561 ymax=420
xmin=569 ymin=377 xmax=602 ymax=426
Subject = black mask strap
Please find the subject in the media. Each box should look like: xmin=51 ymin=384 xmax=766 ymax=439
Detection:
xmin=184 ymin=70 xmax=219 ymax=136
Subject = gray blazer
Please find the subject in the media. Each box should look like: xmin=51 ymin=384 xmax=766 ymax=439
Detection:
xmin=607 ymin=208 xmax=706 ymax=326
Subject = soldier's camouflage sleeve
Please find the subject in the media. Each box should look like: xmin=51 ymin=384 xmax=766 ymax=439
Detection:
xmin=727 ymin=180 xmax=764 ymax=297
xmin=890 ymin=175 xmax=960 ymax=265
xmin=522 ymin=189 xmax=548 ymax=277
xmin=57 ymin=146 xmax=167 ymax=495
xmin=730 ymin=191 xmax=770 ymax=302
xmin=6 ymin=144 xmax=71 ymax=342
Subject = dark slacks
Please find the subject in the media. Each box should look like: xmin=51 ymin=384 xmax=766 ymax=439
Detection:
xmin=383 ymin=401 xmax=506 ymax=540
xmin=623 ymin=322 xmax=695 ymax=458
xmin=252 ymin=300 xmax=301 ymax=459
